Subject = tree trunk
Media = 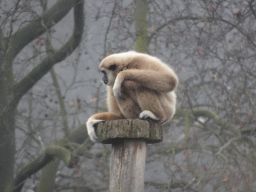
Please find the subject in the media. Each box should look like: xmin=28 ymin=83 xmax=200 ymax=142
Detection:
xmin=134 ymin=0 xmax=148 ymax=53
xmin=0 ymin=61 xmax=16 ymax=191
xmin=0 ymin=110 xmax=15 ymax=192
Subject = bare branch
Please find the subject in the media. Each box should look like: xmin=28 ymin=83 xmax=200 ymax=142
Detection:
xmin=6 ymin=123 xmax=88 ymax=192
xmin=6 ymin=145 xmax=75 ymax=192
xmin=12 ymin=0 xmax=84 ymax=107
xmin=6 ymin=0 xmax=81 ymax=60
xmin=175 ymin=108 xmax=241 ymax=137
xmin=248 ymin=0 xmax=256 ymax=18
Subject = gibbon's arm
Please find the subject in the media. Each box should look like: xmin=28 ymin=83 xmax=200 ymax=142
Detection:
xmin=113 ymin=69 xmax=178 ymax=99
xmin=107 ymin=86 xmax=123 ymax=113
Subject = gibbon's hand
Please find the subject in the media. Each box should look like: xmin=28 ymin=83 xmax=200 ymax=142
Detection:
xmin=113 ymin=76 xmax=124 ymax=100
xmin=113 ymin=86 xmax=124 ymax=100
xmin=86 ymin=118 xmax=105 ymax=142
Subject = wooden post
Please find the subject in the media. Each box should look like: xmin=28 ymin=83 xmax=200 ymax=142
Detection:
xmin=96 ymin=119 xmax=163 ymax=192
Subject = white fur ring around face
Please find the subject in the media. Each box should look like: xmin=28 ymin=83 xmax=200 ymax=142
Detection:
xmin=86 ymin=118 xmax=105 ymax=142
xmin=139 ymin=110 xmax=159 ymax=121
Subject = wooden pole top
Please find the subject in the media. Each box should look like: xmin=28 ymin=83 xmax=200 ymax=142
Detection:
xmin=96 ymin=119 xmax=163 ymax=144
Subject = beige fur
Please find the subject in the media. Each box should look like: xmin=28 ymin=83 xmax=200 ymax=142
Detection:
xmin=86 ymin=51 xmax=178 ymax=142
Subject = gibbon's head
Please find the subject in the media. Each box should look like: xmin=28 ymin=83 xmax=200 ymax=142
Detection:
xmin=99 ymin=51 xmax=136 ymax=86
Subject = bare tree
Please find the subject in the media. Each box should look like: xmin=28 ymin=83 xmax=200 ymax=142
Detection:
xmin=0 ymin=0 xmax=84 ymax=191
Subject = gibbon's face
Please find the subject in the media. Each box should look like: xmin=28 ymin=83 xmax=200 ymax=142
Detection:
xmin=99 ymin=53 xmax=126 ymax=86
xmin=99 ymin=64 xmax=118 ymax=86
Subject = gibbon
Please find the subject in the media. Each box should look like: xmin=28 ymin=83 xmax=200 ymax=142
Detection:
xmin=86 ymin=51 xmax=178 ymax=142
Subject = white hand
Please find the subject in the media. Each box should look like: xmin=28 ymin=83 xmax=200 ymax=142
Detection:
xmin=113 ymin=76 xmax=124 ymax=100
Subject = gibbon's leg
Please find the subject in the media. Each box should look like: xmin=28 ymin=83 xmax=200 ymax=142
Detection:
xmin=113 ymin=69 xmax=178 ymax=99
xmin=116 ymin=97 xmax=141 ymax=119
xmin=114 ymin=81 xmax=141 ymax=118
xmin=136 ymin=88 xmax=166 ymax=123
xmin=86 ymin=112 xmax=123 ymax=142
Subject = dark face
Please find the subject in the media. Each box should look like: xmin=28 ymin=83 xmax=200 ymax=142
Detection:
xmin=101 ymin=70 xmax=108 ymax=85
xmin=100 ymin=64 xmax=117 ymax=86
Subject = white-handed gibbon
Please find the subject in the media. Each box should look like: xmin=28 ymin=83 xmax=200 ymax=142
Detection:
xmin=86 ymin=51 xmax=178 ymax=142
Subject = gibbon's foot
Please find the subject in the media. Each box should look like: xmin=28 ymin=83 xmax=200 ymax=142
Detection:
xmin=139 ymin=110 xmax=160 ymax=122
xmin=86 ymin=118 xmax=105 ymax=142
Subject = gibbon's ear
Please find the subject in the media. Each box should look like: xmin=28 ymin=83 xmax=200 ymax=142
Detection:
xmin=109 ymin=64 xmax=116 ymax=71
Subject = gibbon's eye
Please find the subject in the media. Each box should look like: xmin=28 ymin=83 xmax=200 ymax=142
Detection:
xmin=109 ymin=64 xmax=116 ymax=71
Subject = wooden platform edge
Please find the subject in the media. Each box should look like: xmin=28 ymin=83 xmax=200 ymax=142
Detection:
xmin=96 ymin=119 xmax=163 ymax=144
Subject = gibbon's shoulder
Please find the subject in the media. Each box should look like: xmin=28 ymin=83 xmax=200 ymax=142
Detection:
xmin=100 ymin=51 xmax=171 ymax=70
